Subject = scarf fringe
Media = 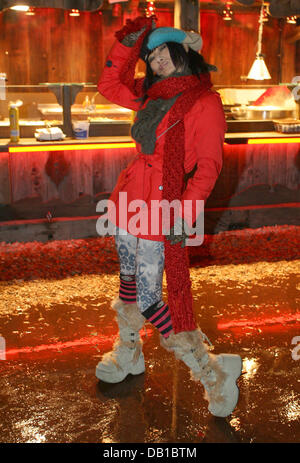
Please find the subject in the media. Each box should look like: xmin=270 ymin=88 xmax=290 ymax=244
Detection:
xmin=164 ymin=244 xmax=196 ymax=333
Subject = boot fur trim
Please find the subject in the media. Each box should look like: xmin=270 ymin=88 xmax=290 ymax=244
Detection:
xmin=193 ymin=352 xmax=227 ymax=404
xmin=106 ymin=337 xmax=143 ymax=368
xmin=112 ymin=297 xmax=145 ymax=332
xmin=160 ymin=329 xmax=227 ymax=405
xmin=160 ymin=329 xmax=208 ymax=359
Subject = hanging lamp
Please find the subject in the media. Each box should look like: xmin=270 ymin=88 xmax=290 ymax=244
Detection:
xmin=247 ymin=2 xmax=271 ymax=80
xmin=222 ymin=2 xmax=234 ymax=21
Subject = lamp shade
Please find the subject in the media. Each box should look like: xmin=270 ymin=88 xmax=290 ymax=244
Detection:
xmin=247 ymin=55 xmax=271 ymax=80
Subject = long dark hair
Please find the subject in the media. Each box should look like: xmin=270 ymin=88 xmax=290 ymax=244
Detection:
xmin=142 ymin=42 xmax=210 ymax=95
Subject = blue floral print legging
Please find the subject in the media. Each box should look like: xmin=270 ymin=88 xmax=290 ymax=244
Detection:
xmin=114 ymin=231 xmax=165 ymax=313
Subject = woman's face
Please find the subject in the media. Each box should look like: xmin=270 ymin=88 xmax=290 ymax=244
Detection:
xmin=148 ymin=43 xmax=176 ymax=77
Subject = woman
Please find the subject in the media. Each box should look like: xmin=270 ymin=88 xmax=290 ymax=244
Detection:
xmin=96 ymin=16 xmax=242 ymax=418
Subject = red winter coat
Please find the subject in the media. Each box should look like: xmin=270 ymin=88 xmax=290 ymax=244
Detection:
xmin=98 ymin=41 xmax=226 ymax=241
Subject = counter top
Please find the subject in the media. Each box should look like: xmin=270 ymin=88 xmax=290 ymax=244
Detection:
xmin=0 ymin=136 xmax=135 ymax=151
xmin=1 ymin=132 xmax=300 ymax=151
xmin=224 ymin=131 xmax=300 ymax=144
xmin=226 ymin=131 xmax=300 ymax=139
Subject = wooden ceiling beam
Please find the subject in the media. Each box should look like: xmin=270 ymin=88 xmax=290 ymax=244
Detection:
xmin=0 ymin=0 xmax=103 ymax=11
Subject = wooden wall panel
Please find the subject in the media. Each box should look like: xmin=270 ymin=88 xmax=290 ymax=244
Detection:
xmin=286 ymin=142 xmax=300 ymax=190
xmin=0 ymin=8 xmax=104 ymax=85
xmin=9 ymin=147 xmax=137 ymax=204
xmin=0 ymin=7 xmax=296 ymax=87
xmin=6 ymin=142 xmax=299 ymax=220
xmin=208 ymin=142 xmax=300 ymax=208
xmin=251 ymin=144 xmax=269 ymax=187
xmin=0 ymin=7 xmax=172 ymax=86
xmin=9 ymin=151 xmax=59 ymax=202
xmin=0 ymin=152 xmax=11 ymax=204
xmin=200 ymin=11 xmax=296 ymax=86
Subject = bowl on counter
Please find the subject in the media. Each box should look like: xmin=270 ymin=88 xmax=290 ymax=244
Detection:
xmin=230 ymin=105 xmax=296 ymax=120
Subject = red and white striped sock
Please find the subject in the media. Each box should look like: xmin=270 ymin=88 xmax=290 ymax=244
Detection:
xmin=119 ymin=274 xmax=137 ymax=304
xmin=142 ymin=301 xmax=173 ymax=338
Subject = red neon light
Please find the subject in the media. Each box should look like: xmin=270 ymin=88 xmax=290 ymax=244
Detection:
xmin=9 ymin=142 xmax=136 ymax=153
xmin=5 ymin=328 xmax=152 ymax=359
xmin=206 ymin=202 xmax=300 ymax=212
xmin=217 ymin=312 xmax=300 ymax=331
xmin=248 ymin=138 xmax=300 ymax=144
xmin=5 ymin=334 xmax=115 ymax=358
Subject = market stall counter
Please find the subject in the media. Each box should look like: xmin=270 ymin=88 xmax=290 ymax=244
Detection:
xmin=0 ymin=129 xmax=299 ymax=243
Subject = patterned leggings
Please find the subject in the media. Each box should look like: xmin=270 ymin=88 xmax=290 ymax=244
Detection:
xmin=114 ymin=232 xmax=165 ymax=314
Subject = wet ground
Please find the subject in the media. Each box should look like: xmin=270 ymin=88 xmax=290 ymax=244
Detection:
xmin=0 ymin=259 xmax=299 ymax=443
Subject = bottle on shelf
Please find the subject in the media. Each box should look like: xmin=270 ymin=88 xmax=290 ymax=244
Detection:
xmin=9 ymin=102 xmax=20 ymax=143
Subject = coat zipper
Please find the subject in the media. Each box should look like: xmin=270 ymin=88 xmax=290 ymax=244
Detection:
xmin=156 ymin=120 xmax=181 ymax=141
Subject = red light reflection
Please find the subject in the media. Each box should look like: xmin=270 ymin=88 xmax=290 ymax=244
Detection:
xmin=5 ymin=327 xmax=152 ymax=360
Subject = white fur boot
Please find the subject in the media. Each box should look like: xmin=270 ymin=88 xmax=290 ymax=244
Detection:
xmin=160 ymin=329 xmax=242 ymax=418
xmin=95 ymin=298 xmax=145 ymax=383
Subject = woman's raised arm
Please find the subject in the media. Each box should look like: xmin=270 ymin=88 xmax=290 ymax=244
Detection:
xmin=98 ymin=40 xmax=142 ymax=111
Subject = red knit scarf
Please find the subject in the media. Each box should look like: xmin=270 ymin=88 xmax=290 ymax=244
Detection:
xmin=147 ymin=74 xmax=212 ymax=333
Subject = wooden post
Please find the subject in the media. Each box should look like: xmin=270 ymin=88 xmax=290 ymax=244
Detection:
xmin=296 ymin=40 xmax=300 ymax=75
xmin=277 ymin=18 xmax=284 ymax=84
xmin=174 ymin=0 xmax=200 ymax=32
xmin=295 ymin=40 xmax=300 ymax=119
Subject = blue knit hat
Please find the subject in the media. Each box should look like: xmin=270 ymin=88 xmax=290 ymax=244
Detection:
xmin=140 ymin=27 xmax=203 ymax=62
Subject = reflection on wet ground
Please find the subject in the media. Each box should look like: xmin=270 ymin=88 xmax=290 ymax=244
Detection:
xmin=0 ymin=259 xmax=299 ymax=443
